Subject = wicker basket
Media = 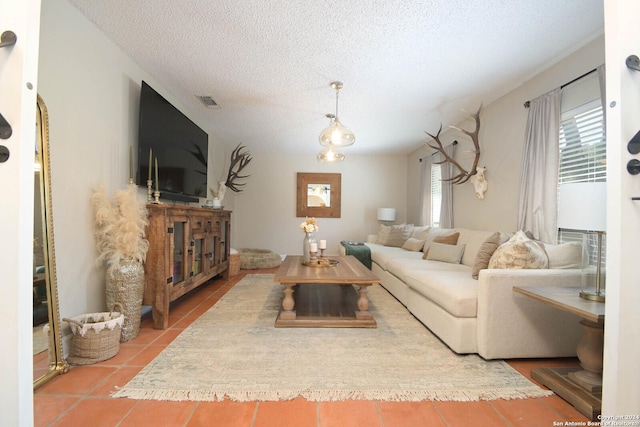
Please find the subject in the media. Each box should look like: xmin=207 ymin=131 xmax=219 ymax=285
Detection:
xmin=63 ymin=303 xmax=124 ymax=365
xmin=229 ymin=249 xmax=240 ymax=276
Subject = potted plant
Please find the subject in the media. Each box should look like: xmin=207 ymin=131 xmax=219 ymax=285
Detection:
xmin=91 ymin=183 xmax=149 ymax=341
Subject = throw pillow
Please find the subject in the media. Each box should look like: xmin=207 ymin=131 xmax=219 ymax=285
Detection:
xmin=426 ymin=243 xmax=466 ymax=264
xmin=471 ymin=231 xmax=502 ymax=279
xmin=488 ymin=232 xmax=548 ymax=269
xmin=378 ymin=224 xmax=414 ymax=247
xmin=543 ymin=241 xmax=583 ymax=269
xmin=422 ymin=232 xmax=460 ymax=259
xmin=402 ymin=237 xmax=425 ymax=252
xmin=410 ymin=225 xmax=430 ymax=241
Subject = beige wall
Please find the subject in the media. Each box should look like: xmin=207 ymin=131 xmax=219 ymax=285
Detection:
xmin=38 ymin=0 xmax=232 ymax=321
xmin=407 ymin=36 xmax=605 ymax=232
xmin=231 ymin=152 xmax=408 ymax=256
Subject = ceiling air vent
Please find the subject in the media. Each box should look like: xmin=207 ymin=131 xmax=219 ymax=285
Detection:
xmin=196 ymin=95 xmax=221 ymax=109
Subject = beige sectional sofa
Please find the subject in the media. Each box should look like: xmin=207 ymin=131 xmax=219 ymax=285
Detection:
xmin=343 ymin=226 xmax=584 ymax=360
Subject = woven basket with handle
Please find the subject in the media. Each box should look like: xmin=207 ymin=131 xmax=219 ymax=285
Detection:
xmin=63 ymin=303 xmax=124 ymax=365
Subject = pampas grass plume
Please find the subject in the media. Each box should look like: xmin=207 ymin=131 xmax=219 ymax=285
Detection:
xmin=91 ymin=184 xmax=149 ymax=272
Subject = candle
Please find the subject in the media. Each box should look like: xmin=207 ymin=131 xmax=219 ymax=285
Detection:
xmin=148 ymin=148 xmax=153 ymax=181
xmin=319 ymin=240 xmax=327 ymax=250
xmin=129 ymin=145 xmax=133 ymax=180
xmin=154 ymin=157 xmax=159 ymax=191
xmin=309 ymin=242 xmax=318 ymax=253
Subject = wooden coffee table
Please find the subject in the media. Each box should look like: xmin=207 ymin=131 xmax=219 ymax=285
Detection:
xmin=273 ymin=255 xmax=379 ymax=328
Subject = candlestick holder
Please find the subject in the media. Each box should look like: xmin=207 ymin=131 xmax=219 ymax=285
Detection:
xmin=153 ymin=190 xmax=160 ymax=204
xmin=319 ymin=249 xmax=325 ymax=259
xmin=147 ymin=180 xmax=153 ymax=201
xmin=310 ymin=251 xmax=318 ymax=262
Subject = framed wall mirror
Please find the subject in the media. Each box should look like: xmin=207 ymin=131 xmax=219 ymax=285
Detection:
xmin=296 ymin=172 xmax=341 ymax=218
xmin=34 ymin=95 xmax=68 ymax=389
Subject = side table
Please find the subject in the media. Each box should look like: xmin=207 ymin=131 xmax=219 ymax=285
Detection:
xmin=513 ymin=286 xmax=605 ymax=421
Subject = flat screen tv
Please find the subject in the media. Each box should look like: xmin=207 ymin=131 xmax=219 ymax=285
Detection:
xmin=137 ymin=81 xmax=208 ymax=202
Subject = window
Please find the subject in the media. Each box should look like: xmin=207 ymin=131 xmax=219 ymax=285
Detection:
xmin=557 ymin=97 xmax=606 ymax=255
xmin=430 ymin=163 xmax=442 ymax=227
xmin=559 ymin=99 xmax=606 ymax=185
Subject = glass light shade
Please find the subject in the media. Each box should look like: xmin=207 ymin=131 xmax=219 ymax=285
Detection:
xmin=316 ymin=147 xmax=345 ymax=162
xmin=318 ymin=118 xmax=355 ymax=147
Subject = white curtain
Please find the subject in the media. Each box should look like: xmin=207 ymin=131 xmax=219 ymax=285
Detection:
xmin=435 ymin=143 xmax=455 ymax=228
xmin=418 ymin=156 xmax=430 ymax=226
xmin=517 ymin=88 xmax=561 ymax=243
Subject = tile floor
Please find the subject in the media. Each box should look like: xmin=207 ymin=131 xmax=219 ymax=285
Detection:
xmin=34 ymin=268 xmax=589 ymax=427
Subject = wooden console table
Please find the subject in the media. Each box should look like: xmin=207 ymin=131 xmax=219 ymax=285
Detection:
xmin=513 ymin=286 xmax=605 ymax=420
xmin=143 ymin=205 xmax=231 ymax=329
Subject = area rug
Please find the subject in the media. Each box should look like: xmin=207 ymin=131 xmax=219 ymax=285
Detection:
xmin=113 ymin=274 xmax=552 ymax=402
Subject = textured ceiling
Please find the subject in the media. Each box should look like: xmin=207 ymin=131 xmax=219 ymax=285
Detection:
xmin=67 ymin=0 xmax=603 ymax=156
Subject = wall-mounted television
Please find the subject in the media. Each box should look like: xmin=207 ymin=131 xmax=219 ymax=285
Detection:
xmin=136 ymin=81 xmax=208 ymax=202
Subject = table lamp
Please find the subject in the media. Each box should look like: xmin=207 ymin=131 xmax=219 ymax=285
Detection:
xmin=377 ymin=208 xmax=396 ymax=225
xmin=557 ymin=182 xmax=607 ymax=302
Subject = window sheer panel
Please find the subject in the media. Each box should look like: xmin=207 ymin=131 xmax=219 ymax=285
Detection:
xmin=430 ymin=163 xmax=441 ymax=227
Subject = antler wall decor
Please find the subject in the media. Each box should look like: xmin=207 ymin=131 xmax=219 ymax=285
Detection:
xmin=425 ymin=105 xmax=482 ymax=184
xmin=225 ymin=143 xmax=252 ymax=192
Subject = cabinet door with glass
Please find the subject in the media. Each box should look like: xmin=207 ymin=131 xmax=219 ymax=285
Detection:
xmin=190 ymin=215 xmax=207 ymax=282
xmin=168 ymin=214 xmax=189 ymax=287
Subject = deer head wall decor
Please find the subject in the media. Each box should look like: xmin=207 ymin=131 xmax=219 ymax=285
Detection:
xmin=225 ymin=143 xmax=252 ymax=192
xmin=425 ymin=105 xmax=482 ymax=185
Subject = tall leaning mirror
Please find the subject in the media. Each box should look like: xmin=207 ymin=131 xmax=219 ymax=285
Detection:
xmin=34 ymin=95 xmax=68 ymax=389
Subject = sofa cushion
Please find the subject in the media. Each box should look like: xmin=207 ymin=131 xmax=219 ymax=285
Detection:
xmin=455 ymin=228 xmax=499 ymax=268
xmin=402 ymin=237 xmax=425 ymax=252
xmin=543 ymin=241 xmax=583 ymax=269
xmin=410 ymin=225 xmax=430 ymax=241
xmin=404 ymin=269 xmax=478 ymax=318
xmin=488 ymin=231 xmax=548 ymax=269
xmin=377 ymin=224 xmax=414 ymax=247
xmin=422 ymin=232 xmax=459 ymax=259
xmin=367 ymin=243 xmax=424 ymax=271
xmin=385 ymin=255 xmax=468 ymax=283
xmin=426 ymin=242 xmax=466 ymax=264
xmin=471 ymin=231 xmax=502 ymax=279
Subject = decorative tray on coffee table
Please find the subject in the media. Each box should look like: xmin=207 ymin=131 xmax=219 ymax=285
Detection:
xmin=302 ymin=259 xmax=339 ymax=268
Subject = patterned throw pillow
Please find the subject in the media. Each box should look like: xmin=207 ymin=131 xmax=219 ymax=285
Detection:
xmin=377 ymin=224 xmax=414 ymax=247
xmin=488 ymin=231 xmax=548 ymax=269
xmin=422 ymin=232 xmax=460 ymax=259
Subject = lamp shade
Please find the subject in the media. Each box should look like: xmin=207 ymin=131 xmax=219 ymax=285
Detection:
xmin=377 ymin=208 xmax=396 ymax=222
xmin=558 ymin=182 xmax=607 ymax=231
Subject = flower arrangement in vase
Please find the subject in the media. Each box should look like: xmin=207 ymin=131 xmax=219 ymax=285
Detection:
xmin=91 ymin=183 xmax=149 ymax=341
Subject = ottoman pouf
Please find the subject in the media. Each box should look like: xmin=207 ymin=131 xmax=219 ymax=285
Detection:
xmin=237 ymin=248 xmax=282 ymax=269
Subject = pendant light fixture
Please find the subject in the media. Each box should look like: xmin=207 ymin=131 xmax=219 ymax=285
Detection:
xmin=319 ymin=81 xmax=355 ymax=147
xmin=316 ymin=145 xmax=345 ymax=162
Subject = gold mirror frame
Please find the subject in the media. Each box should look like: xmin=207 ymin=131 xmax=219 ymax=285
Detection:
xmin=34 ymin=95 xmax=68 ymax=389
xmin=296 ymin=172 xmax=341 ymax=218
